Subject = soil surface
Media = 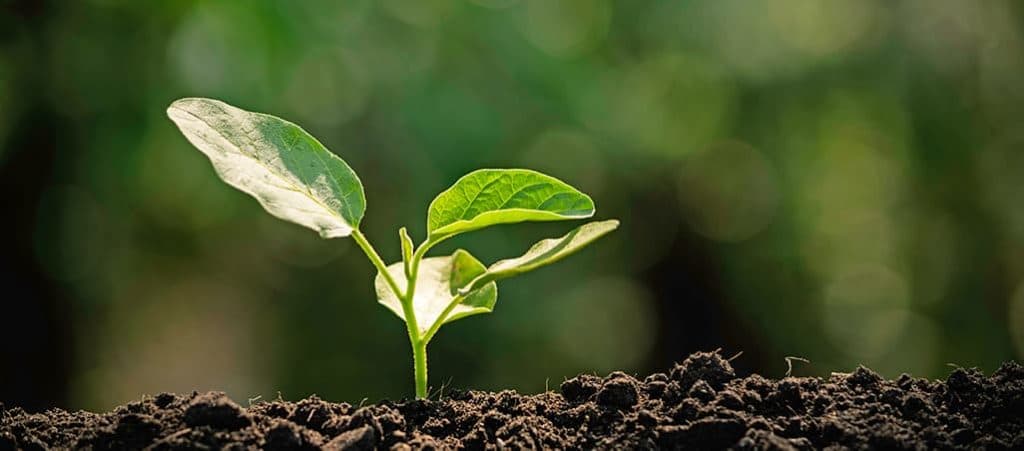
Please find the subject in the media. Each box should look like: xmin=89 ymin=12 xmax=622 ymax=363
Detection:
xmin=2 ymin=352 xmax=1022 ymax=450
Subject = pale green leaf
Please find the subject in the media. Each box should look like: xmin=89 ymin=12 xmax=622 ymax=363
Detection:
xmin=464 ymin=219 xmax=619 ymax=293
xmin=375 ymin=250 xmax=498 ymax=334
xmin=426 ymin=169 xmax=594 ymax=240
xmin=167 ymin=98 xmax=365 ymax=238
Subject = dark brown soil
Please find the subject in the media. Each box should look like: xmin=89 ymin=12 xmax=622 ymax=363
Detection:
xmin=2 ymin=352 xmax=1022 ymax=450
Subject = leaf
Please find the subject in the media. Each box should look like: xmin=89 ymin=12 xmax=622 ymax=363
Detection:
xmin=463 ymin=219 xmax=619 ymax=293
xmin=426 ymin=169 xmax=594 ymax=240
xmin=375 ymin=250 xmax=498 ymax=334
xmin=167 ymin=98 xmax=365 ymax=238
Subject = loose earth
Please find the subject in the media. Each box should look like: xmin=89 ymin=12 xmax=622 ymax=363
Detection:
xmin=2 ymin=352 xmax=1022 ymax=450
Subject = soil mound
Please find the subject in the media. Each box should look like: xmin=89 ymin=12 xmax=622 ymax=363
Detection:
xmin=3 ymin=352 xmax=1022 ymax=449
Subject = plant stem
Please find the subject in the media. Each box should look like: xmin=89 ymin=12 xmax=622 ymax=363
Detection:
xmin=352 ymin=228 xmax=428 ymax=397
xmin=413 ymin=339 xmax=428 ymax=398
xmin=403 ymin=238 xmax=445 ymax=399
xmin=405 ymin=240 xmax=432 ymax=300
xmin=422 ymin=293 xmax=464 ymax=343
xmin=352 ymin=230 xmax=452 ymax=399
xmin=351 ymin=229 xmax=404 ymax=299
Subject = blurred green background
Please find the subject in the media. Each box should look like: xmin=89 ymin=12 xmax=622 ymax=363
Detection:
xmin=3 ymin=0 xmax=1023 ymax=411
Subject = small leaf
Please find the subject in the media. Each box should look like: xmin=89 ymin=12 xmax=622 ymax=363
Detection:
xmin=167 ymin=98 xmax=365 ymax=238
xmin=399 ymin=227 xmax=414 ymax=277
xmin=375 ymin=250 xmax=498 ymax=334
xmin=464 ymin=219 xmax=619 ymax=293
xmin=426 ymin=169 xmax=594 ymax=240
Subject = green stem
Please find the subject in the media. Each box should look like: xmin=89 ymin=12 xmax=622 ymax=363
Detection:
xmin=352 ymin=229 xmax=427 ymax=397
xmin=351 ymin=229 xmax=403 ymax=299
xmin=404 ymin=240 xmax=433 ymax=398
xmin=413 ymin=339 xmax=428 ymax=398
xmin=403 ymin=236 xmax=448 ymax=398
xmin=405 ymin=240 xmax=431 ymax=298
xmin=352 ymin=231 xmax=454 ymax=399
xmin=422 ymin=293 xmax=464 ymax=343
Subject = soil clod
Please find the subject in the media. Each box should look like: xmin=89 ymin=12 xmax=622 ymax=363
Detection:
xmin=183 ymin=392 xmax=252 ymax=431
xmin=596 ymin=374 xmax=639 ymax=409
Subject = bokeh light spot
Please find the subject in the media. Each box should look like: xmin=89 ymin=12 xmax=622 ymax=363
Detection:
xmin=583 ymin=54 xmax=736 ymax=158
xmin=381 ymin=0 xmax=455 ymax=29
xmin=903 ymin=0 xmax=986 ymax=74
xmin=909 ymin=211 xmax=958 ymax=306
xmin=168 ymin=4 xmax=271 ymax=95
xmin=701 ymin=0 xmax=885 ymax=80
xmin=283 ymin=49 xmax=371 ymax=128
xmin=547 ymin=278 xmax=657 ymax=373
xmin=471 ymin=0 xmax=519 ymax=9
xmin=522 ymin=0 xmax=610 ymax=57
xmin=770 ymin=0 xmax=883 ymax=59
xmin=794 ymin=93 xmax=910 ymax=278
xmin=823 ymin=266 xmax=911 ymax=361
xmin=520 ymin=129 xmax=607 ymax=198
xmin=677 ymin=141 xmax=779 ymax=242
xmin=168 ymin=7 xmax=230 ymax=92
xmin=976 ymin=133 xmax=1024 ymax=245
xmin=872 ymin=313 xmax=939 ymax=377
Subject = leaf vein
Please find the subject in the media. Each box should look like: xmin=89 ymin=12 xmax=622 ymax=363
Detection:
xmin=496 ymin=182 xmax=552 ymax=209
xmin=458 ymin=174 xmax=506 ymax=220
xmin=177 ymin=107 xmax=347 ymax=228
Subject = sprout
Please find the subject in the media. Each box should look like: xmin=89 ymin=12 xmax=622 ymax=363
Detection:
xmin=167 ymin=98 xmax=619 ymax=398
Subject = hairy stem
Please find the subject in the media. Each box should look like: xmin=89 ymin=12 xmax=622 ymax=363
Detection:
xmin=401 ymin=236 xmax=451 ymax=398
xmin=404 ymin=240 xmax=432 ymax=398
xmin=413 ymin=339 xmax=428 ymax=398
xmin=405 ymin=240 xmax=432 ymax=301
xmin=352 ymin=228 xmax=427 ymax=397
xmin=402 ymin=236 xmax=442 ymax=327
xmin=353 ymin=232 xmax=454 ymax=399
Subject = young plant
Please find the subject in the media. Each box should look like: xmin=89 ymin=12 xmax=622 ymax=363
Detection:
xmin=166 ymin=98 xmax=619 ymax=398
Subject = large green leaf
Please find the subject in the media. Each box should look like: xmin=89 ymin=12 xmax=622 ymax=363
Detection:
xmin=375 ymin=250 xmax=498 ymax=334
xmin=167 ymin=98 xmax=365 ymax=238
xmin=463 ymin=219 xmax=619 ymax=293
xmin=426 ymin=169 xmax=594 ymax=240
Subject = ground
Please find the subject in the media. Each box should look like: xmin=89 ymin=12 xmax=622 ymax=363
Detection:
xmin=2 ymin=352 xmax=1022 ymax=450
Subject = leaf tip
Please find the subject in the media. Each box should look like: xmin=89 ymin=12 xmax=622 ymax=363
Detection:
xmin=166 ymin=97 xmax=226 ymax=121
xmin=167 ymin=97 xmax=195 ymax=111
xmin=165 ymin=98 xmax=206 ymax=125
xmin=450 ymin=248 xmax=472 ymax=261
xmin=165 ymin=102 xmax=185 ymax=121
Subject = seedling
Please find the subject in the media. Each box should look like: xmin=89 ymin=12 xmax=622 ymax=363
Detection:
xmin=167 ymin=98 xmax=619 ymax=398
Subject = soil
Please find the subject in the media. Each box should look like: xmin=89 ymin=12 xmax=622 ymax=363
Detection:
xmin=2 ymin=352 xmax=1022 ymax=450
